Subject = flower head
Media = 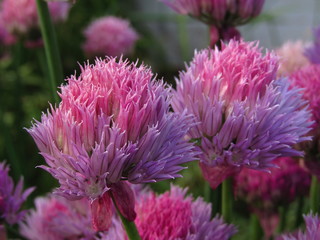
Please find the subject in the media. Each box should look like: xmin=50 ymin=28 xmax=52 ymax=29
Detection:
xmin=234 ymin=157 xmax=311 ymax=211
xmin=134 ymin=185 xmax=237 ymax=240
xmin=277 ymin=214 xmax=320 ymax=240
xmin=20 ymin=196 xmax=96 ymax=240
xmin=172 ymin=40 xmax=312 ymax=189
xmin=276 ymin=41 xmax=310 ymax=76
xmin=304 ymin=26 xmax=320 ymax=64
xmin=162 ymin=0 xmax=265 ymax=27
xmin=27 ymin=57 xmax=197 ymax=230
xmin=0 ymin=0 xmax=70 ymax=34
xmin=0 ymin=162 xmax=34 ymax=225
xmin=83 ymin=16 xmax=138 ymax=57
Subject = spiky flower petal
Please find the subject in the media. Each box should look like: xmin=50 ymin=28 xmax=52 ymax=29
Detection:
xmin=27 ymin=57 xmax=197 ymax=230
xmin=0 ymin=162 xmax=34 ymax=225
xmin=304 ymin=26 xmax=320 ymax=64
xmin=173 ymin=40 xmax=312 ymax=189
xmin=134 ymin=185 xmax=237 ymax=240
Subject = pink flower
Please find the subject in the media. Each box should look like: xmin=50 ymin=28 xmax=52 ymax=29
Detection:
xmin=83 ymin=16 xmax=139 ymax=57
xmin=234 ymin=157 xmax=311 ymax=238
xmin=276 ymin=41 xmax=310 ymax=76
xmin=27 ymin=57 xmax=197 ymax=230
xmin=173 ymin=40 xmax=312 ymax=189
xmin=0 ymin=0 xmax=70 ymax=34
xmin=134 ymin=185 xmax=237 ymax=240
xmin=20 ymin=196 xmax=96 ymax=240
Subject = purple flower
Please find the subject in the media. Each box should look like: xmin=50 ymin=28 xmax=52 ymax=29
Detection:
xmin=27 ymin=57 xmax=197 ymax=230
xmin=277 ymin=214 xmax=320 ymax=240
xmin=304 ymin=26 xmax=320 ymax=64
xmin=172 ymin=40 xmax=313 ymax=189
xmin=134 ymin=185 xmax=237 ymax=240
xmin=0 ymin=162 xmax=34 ymax=225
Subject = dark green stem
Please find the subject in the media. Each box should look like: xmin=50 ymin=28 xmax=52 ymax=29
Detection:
xmin=35 ymin=0 xmax=62 ymax=102
xmin=294 ymin=197 xmax=304 ymax=229
xmin=310 ymin=175 xmax=320 ymax=213
xmin=204 ymin=182 xmax=221 ymax=217
xmin=249 ymin=214 xmax=263 ymax=240
xmin=111 ymin=198 xmax=141 ymax=240
xmin=277 ymin=206 xmax=288 ymax=232
xmin=221 ymin=178 xmax=233 ymax=222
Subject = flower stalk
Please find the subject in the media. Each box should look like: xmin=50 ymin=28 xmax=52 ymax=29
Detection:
xmin=35 ymin=0 xmax=62 ymax=102
xmin=221 ymin=178 xmax=233 ymax=222
xmin=310 ymin=175 xmax=320 ymax=213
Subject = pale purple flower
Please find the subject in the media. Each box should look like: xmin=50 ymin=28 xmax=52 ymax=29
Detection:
xmin=0 ymin=162 xmax=34 ymax=225
xmin=27 ymin=57 xmax=197 ymax=230
xmin=0 ymin=0 xmax=70 ymax=34
xmin=162 ymin=0 xmax=265 ymax=26
xmin=277 ymin=214 xmax=320 ymax=240
xmin=83 ymin=16 xmax=139 ymax=57
xmin=20 ymin=196 xmax=96 ymax=240
xmin=304 ymin=26 xmax=320 ymax=64
xmin=134 ymin=185 xmax=237 ymax=240
xmin=173 ymin=40 xmax=312 ymax=189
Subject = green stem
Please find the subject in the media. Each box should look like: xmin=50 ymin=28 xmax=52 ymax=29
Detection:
xmin=35 ymin=0 xmax=62 ymax=102
xmin=277 ymin=206 xmax=288 ymax=232
xmin=111 ymin=198 xmax=141 ymax=240
xmin=221 ymin=178 xmax=233 ymax=222
xmin=310 ymin=175 xmax=320 ymax=213
xmin=204 ymin=182 xmax=221 ymax=217
xmin=294 ymin=197 xmax=304 ymax=229
xmin=249 ymin=214 xmax=263 ymax=240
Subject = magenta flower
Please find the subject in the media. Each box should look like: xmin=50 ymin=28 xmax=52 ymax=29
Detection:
xmin=276 ymin=41 xmax=310 ymax=76
xmin=0 ymin=0 xmax=70 ymax=34
xmin=27 ymin=57 xmax=197 ymax=230
xmin=304 ymin=26 xmax=320 ymax=64
xmin=277 ymin=214 xmax=320 ymax=240
xmin=134 ymin=185 xmax=237 ymax=240
xmin=83 ymin=16 xmax=139 ymax=57
xmin=20 ymin=196 xmax=96 ymax=240
xmin=235 ymin=157 xmax=310 ymax=210
xmin=0 ymin=162 xmax=34 ymax=225
xmin=172 ymin=40 xmax=312 ymax=189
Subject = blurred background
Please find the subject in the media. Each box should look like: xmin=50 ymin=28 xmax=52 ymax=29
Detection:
xmin=0 ymin=1 xmax=319 ymax=238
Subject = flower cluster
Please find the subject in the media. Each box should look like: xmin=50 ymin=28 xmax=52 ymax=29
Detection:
xmin=83 ymin=16 xmax=139 ymax=57
xmin=172 ymin=40 xmax=312 ymax=189
xmin=27 ymin=57 xmax=197 ymax=230
xmin=0 ymin=162 xmax=34 ymax=225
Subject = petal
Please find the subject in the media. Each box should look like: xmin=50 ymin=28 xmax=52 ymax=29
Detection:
xmin=110 ymin=181 xmax=136 ymax=221
xmin=91 ymin=192 xmax=113 ymax=231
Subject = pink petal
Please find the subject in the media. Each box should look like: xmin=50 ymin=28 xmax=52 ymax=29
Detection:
xmin=110 ymin=181 xmax=136 ymax=221
xmin=91 ymin=192 xmax=113 ymax=231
